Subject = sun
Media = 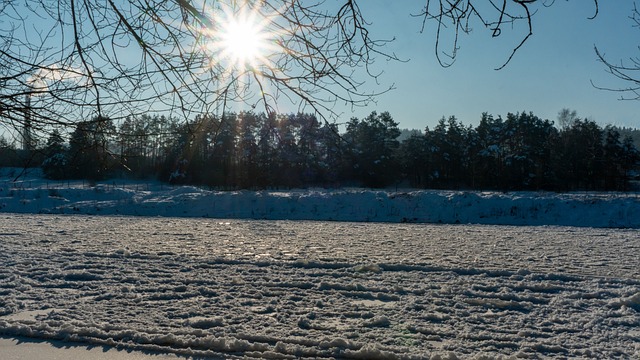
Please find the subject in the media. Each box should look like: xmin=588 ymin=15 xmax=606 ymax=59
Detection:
xmin=221 ymin=16 xmax=261 ymax=65
xmin=212 ymin=5 xmax=272 ymax=70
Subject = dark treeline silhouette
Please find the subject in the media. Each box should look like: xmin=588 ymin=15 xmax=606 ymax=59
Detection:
xmin=403 ymin=113 xmax=639 ymax=191
xmin=8 ymin=110 xmax=638 ymax=191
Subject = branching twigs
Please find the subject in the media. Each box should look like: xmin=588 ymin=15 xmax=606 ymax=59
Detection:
xmin=0 ymin=0 xmax=608 ymax=151
xmin=417 ymin=0 xmax=600 ymax=69
xmin=593 ymin=2 xmax=640 ymax=100
xmin=495 ymin=1 xmax=532 ymax=71
xmin=593 ymin=47 xmax=640 ymax=101
xmin=1 ymin=0 xmax=399 ymax=143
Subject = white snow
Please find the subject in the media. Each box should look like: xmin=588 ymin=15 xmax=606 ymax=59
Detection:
xmin=1 ymin=168 xmax=639 ymax=228
xmin=0 ymin=168 xmax=639 ymax=359
xmin=0 ymin=337 xmax=180 ymax=360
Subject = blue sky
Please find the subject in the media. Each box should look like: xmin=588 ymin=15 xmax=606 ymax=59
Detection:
xmin=6 ymin=1 xmax=638 ymax=135
xmin=337 ymin=1 xmax=640 ymax=130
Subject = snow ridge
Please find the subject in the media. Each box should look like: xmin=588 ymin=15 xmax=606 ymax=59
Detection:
xmin=1 ymin=176 xmax=639 ymax=228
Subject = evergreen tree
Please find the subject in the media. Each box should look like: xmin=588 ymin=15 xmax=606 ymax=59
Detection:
xmin=398 ymin=133 xmax=430 ymax=188
xmin=426 ymin=116 xmax=470 ymax=188
xmin=41 ymin=130 xmax=67 ymax=180
xmin=620 ymin=135 xmax=640 ymax=190
xmin=276 ymin=114 xmax=302 ymax=188
xmin=345 ymin=111 xmax=400 ymax=187
xmin=603 ymin=127 xmax=640 ymax=190
xmin=502 ymin=112 xmax=556 ymax=189
xmin=296 ymin=113 xmax=323 ymax=185
xmin=67 ymin=116 xmax=116 ymax=180
xmin=473 ymin=113 xmax=507 ymax=189
xmin=318 ymin=122 xmax=345 ymax=186
xmin=209 ymin=113 xmax=237 ymax=187
xmin=0 ymin=137 xmax=22 ymax=168
xmin=603 ymin=127 xmax=625 ymax=190
xmin=257 ymin=113 xmax=278 ymax=188
xmin=236 ymin=112 xmax=260 ymax=188
xmin=552 ymin=119 xmax=604 ymax=190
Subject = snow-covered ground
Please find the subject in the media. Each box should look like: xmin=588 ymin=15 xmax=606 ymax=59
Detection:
xmin=0 ymin=215 xmax=639 ymax=359
xmin=0 ymin=168 xmax=639 ymax=359
xmin=0 ymin=336 xmax=180 ymax=360
xmin=1 ymin=167 xmax=639 ymax=228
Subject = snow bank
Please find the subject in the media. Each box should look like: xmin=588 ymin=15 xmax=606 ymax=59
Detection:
xmin=0 ymin=168 xmax=638 ymax=227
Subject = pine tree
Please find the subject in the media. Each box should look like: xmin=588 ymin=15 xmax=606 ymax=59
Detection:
xmin=41 ymin=130 xmax=67 ymax=180
xmin=67 ymin=116 xmax=116 ymax=180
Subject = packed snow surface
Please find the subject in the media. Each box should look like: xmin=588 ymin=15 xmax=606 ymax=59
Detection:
xmin=0 ymin=336 xmax=180 ymax=360
xmin=1 ymin=215 xmax=639 ymax=359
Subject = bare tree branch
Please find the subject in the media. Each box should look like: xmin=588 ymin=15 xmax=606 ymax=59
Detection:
xmin=0 ymin=0 xmax=604 ymax=149
xmin=593 ymin=2 xmax=640 ymax=100
xmin=416 ymin=0 xmax=599 ymax=69
xmin=0 ymin=0 xmax=402 ymax=140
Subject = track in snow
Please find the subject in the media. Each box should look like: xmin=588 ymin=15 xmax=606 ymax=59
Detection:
xmin=0 ymin=214 xmax=639 ymax=359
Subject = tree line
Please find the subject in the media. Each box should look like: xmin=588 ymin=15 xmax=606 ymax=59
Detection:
xmin=2 ymin=110 xmax=638 ymax=191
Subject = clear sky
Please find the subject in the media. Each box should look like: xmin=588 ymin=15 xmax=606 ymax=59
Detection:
xmin=336 ymin=1 xmax=640 ymax=130
xmin=5 ymin=1 xmax=638 ymax=135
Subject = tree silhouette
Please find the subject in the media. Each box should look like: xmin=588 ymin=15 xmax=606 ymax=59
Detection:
xmin=67 ymin=116 xmax=116 ymax=180
xmin=398 ymin=133 xmax=430 ymax=188
xmin=0 ymin=0 xmax=604 ymax=145
xmin=551 ymin=119 xmax=605 ymax=190
xmin=0 ymin=0 xmax=398 ymax=140
xmin=473 ymin=113 xmax=507 ymax=189
xmin=345 ymin=111 xmax=400 ymax=187
xmin=236 ymin=112 xmax=260 ymax=188
xmin=594 ymin=3 xmax=640 ymax=100
xmin=41 ymin=130 xmax=67 ymax=180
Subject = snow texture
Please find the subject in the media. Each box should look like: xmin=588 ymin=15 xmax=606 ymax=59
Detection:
xmin=0 ymin=168 xmax=639 ymax=228
xmin=0 ymin=216 xmax=638 ymax=359
xmin=0 ymin=168 xmax=639 ymax=358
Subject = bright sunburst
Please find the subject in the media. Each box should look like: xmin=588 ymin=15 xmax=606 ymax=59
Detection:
xmin=210 ymin=4 xmax=273 ymax=71
xmin=221 ymin=16 xmax=262 ymax=64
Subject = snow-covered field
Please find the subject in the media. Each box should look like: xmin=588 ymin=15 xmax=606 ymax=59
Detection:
xmin=0 ymin=215 xmax=639 ymax=359
xmin=0 ymin=168 xmax=639 ymax=359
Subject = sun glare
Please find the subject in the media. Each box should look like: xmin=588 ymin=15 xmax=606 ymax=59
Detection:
xmin=212 ymin=5 xmax=272 ymax=70
xmin=222 ymin=17 xmax=261 ymax=63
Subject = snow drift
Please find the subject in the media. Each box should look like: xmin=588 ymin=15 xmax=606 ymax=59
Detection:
xmin=0 ymin=167 xmax=638 ymax=228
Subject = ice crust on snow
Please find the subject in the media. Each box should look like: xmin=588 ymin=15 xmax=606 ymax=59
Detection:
xmin=0 ymin=215 xmax=638 ymax=359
